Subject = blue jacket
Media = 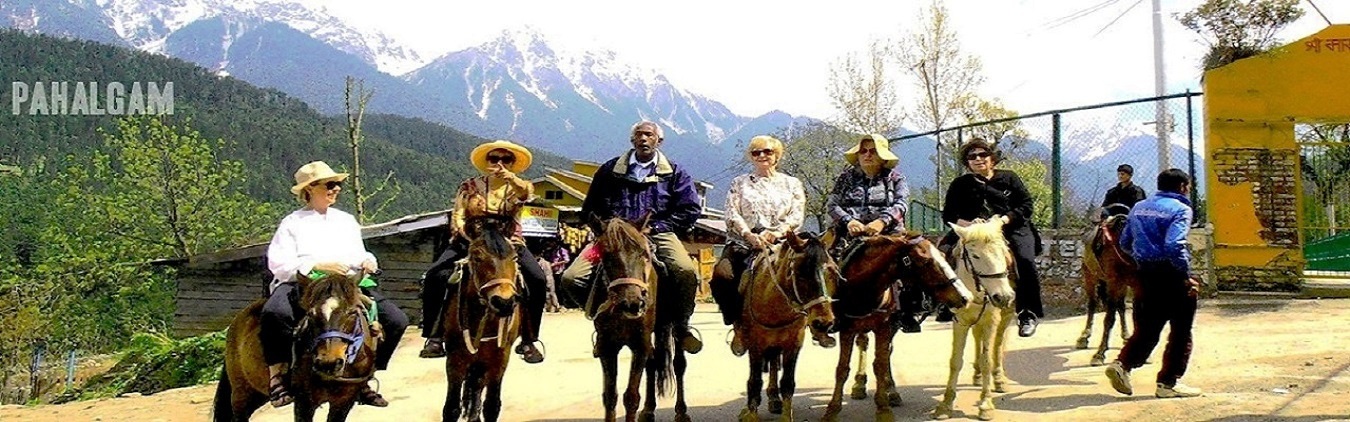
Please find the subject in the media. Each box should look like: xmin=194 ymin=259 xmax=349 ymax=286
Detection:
xmin=1118 ymin=191 xmax=1193 ymax=275
xmin=581 ymin=150 xmax=703 ymax=235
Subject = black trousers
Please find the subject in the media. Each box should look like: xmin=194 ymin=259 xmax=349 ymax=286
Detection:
xmin=939 ymin=226 xmax=1043 ymax=319
xmin=709 ymin=244 xmax=753 ymax=325
xmin=420 ymin=239 xmax=548 ymax=343
xmin=1116 ymin=262 xmax=1197 ymax=386
xmin=260 ymin=282 xmax=409 ymax=370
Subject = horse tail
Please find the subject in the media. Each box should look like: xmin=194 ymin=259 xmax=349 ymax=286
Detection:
xmin=653 ymin=325 xmax=675 ymax=397
xmin=210 ymin=362 xmax=231 ymax=422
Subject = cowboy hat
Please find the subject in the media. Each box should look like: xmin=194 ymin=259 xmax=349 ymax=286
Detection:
xmin=470 ymin=140 xmax=533 ymax=174
xmin=844 ymin=134 xmax=899 ymax=168
xmin=290 ymin=161 xmax=349 ymax=197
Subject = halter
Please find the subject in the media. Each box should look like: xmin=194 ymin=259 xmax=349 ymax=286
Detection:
xmin=309 ymin=307 xmax=376 ymax=383
xmin=458 ymin=261 xmax=523 ymax=355
xmin=747 ymin=244 xmax=834 ymax=329
xmin=953 ymin=238 xmax=1014 ymax=322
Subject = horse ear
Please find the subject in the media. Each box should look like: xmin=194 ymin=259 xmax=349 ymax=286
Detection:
xmin=948 ymin=222 xmax=965 ymax=238
xmin=785 ymin=230 xmax=805 ymax=249
xmin=637 ymin=211 xmax=653 ymax=231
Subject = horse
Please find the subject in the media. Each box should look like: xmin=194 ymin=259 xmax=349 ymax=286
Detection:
xmin=588 ymin=216 xmax=692 ymax=422
xmin=934 ymin=217 xmax=1018 ymax=421
xmin=1076 ymin=210 xmax=1139 ymax=366
xmin=733 ymin=231 xmax=838 ymax=422
xmin=214 ymin=270 xmax=380 ymax=422
xmin=442 ymin=216 xmax=524 ymax=422
xmin=822 ymin=232 xmax=973 ymax=422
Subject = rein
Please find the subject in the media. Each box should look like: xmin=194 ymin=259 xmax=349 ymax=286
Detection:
xmin=746 ymin=245 xmax=832 ymax=330
xmin=456 ymin=263 xmax=522 ymax=355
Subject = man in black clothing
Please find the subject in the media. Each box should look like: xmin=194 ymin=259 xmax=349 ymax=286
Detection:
xmin=1102 ymin=164 xmax=1147 ymax=217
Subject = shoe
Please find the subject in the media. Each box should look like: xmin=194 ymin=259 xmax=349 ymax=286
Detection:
xmin=515 ymin=342 xmax=545 ymax=364
xmin=730 ymin=331 xmax=747 ymax=357
xmin=677 ymin=328 xmax=703 ymax=354
xmin=936 ymin=306 xmax=955 ymax=322
xmin=268 ymin=373 xmax=293 ymax=408
xmin=1104 ymin=361 xmax=1133 ymax=395
xmin=812 ymin=330 xmax=837 ymax=348
xmin=1156 ymin=382 xmax=1203 ymax=398
xmin=1018 ymin=316 xmax=1038 ymax=337
xmin=896 ymin=313 xmax=922 ymax=334
xmin=419 ymin=338 xmax=446 ymax=358
xmin=357 ymin=384 xmax=389 ymax=407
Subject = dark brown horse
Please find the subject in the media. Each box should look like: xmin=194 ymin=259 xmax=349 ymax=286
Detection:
xmin=734 ymin=231 xmax=838 ymax=422
xmin=589 ymin=216 xmax=690 ymax=422
xmin=1077 ymin=213 xmax=1139 ymax=366
xmin=214 ymin=271 xmax=380 ymax=422
xmin=822 ymin=233 xmax=973 ymax=422
xmin=442 ymin=216 xmax=524 ymax=422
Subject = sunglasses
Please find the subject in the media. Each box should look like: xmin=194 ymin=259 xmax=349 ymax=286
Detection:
xmin=749 ymin=149 xmax=775 ymax=157
xmin=486 ymin=154 xmax=516 ymax=164
xmin=310 ymin=180 xmax=343 ymax=190
xmin=966 ymin=151 xmax=992 ymax=161
xmin=857 ymin=147 xmax=878 ymax=155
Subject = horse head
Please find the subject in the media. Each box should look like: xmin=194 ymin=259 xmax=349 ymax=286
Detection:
xmin=892 ymin=232 xmax=972 ymax=309
xmin=296 ymin=270 xmax=373 ymax=377
xmin=594 ymin=216 xmax=655 ymax=319
xmin=466 ymin=216 xmax=520 ymax=317
xmin=948 ymin=217 xmax=1016 ymax=309
xmin=780 ymin=231 xmax=838 ymax=335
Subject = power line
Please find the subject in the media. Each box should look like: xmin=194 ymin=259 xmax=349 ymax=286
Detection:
xmin=1093 ymin=0 xmax=1146 ymax=38
xmin=1043 ymin=0 xmax=1123 ymax=30
xmin=1305 ymin=0 xmax=1333 ymax=26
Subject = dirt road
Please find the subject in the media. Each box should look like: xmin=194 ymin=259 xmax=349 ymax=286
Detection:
xmin=4 ymin=298 xmax=1350 ymax=421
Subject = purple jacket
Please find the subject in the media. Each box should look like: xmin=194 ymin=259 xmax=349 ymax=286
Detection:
xmin=582 ymin=150 xmax=703 ymax=235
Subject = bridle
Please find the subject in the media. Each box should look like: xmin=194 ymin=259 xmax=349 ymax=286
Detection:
xmin=308 ymin=307 xmax=376 ymax=384
xmin=747 ymin=242 xmax=835 ymax=329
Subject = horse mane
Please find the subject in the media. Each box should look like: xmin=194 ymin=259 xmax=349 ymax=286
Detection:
xmin=597 ymin=219 xmax=647 ymax=258
xmin=300 ymin=272 xmax=363 ymax=311
xmin=473 ymin=219 xmax=514 ymax=257
xmin=961 ymin=221 xmax=1008 ymax=244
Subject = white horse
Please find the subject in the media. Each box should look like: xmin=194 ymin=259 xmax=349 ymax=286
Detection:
xmin=934 ymin=217 xmax=1018 ymax=421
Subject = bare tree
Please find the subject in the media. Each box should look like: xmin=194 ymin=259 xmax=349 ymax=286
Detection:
xmin=344 ymin=76 xmax=400 ymax=223
xmin=827 ymin=38 xmax=905 ymax=135
xmin=773 ymin=121 xmax=855 ymax=231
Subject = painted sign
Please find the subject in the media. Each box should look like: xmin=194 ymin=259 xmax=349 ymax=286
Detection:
xmin=519 ymin=205 xmax=559 ymax=237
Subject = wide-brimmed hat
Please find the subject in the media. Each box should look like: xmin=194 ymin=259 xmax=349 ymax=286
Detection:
xmin=470 ymin=140 xmax=533 ymax=174
xmin=844 ymin=134 xmax=899 ymax=168
xmin=290 ymin=161 xmax=349 ymax=197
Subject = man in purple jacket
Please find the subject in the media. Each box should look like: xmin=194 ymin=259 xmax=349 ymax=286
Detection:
xmin=560 ymin=121 xmax=705 ymax=354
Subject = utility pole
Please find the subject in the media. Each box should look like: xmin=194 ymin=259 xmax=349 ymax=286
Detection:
xmin=1152 ymin=0 xmax=1171 ymax=171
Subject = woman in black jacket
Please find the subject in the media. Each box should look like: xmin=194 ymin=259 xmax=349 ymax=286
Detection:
xmin=941 ymin=139 xmax=1044 ymax=337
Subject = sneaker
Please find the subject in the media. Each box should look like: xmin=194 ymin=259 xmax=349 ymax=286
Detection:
xmin=1156 ymin=382 xmax=1203 ymax=398
xmin=812 ymin=330 xmax=837 ymax=348
xmin=419 ymin=338 xmax=446 ymax=358
xmin=357 ymin=384 xmax=389 ymax=407
xmin=896 ymin=313 xmax=922 ymax=334
xmin=515 ymin=342 xmax=545 ymax=364
xmin=1104 ymin=361 xmax=1133 ymax=395
xmin=1018 ymin=316 xmax=1039 ymax=337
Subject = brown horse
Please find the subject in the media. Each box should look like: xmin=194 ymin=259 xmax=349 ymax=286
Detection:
xmin=588 ymin=216 xmax=691 ymax=422
xmin=214 ymin=271 xmax=380 ymax=422
xmin=734 ymin=231 xmax=838 ymax=422
xmin=442 ymin=216 xmax=523 ymax=422
xmin=1077 ymin=213 xmax=1139 ymax=366
xmin=822 ymin=233 xmax=973 ymax=422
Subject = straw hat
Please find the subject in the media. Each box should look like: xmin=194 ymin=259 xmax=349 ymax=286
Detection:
xmin=470 ymin=140 xmax=533 ymax=174
xmin=844 ymin=134 xmax=899 ymax=168
xmin=290 ymin=161 xmax=349 ymax=197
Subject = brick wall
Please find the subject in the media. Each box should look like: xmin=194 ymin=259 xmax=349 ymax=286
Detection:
xmin=1210 ymin=147 xmax=1303 ymax=290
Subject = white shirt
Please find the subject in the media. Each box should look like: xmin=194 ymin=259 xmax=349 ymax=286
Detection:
xmin=628 ymin=152 xmax=656 ymax=180
xmin=725 ymin=172 xmax=805 ymax=242
xmin=266 ymin=207 xmax=377 ymax=289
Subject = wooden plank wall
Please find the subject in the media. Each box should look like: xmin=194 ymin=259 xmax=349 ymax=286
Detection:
xmin=172 ymin=228 xmax=444 ymax=337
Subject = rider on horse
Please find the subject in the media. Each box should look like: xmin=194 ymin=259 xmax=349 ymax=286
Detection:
xmin=560 ymin=121 xmax=705 ymax=355
xmin=418 ymin=140 xmax=550 ymax=364
xmin=822 ymin=134 xmax=918 ymax=335
xmin=708 ymin=135 xmax=807 ymax=356
xmin=262 ymin=161 xmax=409 ymax=408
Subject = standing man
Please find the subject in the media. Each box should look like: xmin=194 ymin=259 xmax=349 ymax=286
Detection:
xmin=561 ymin=121 xmax=705 ymax=354
xmin=1105 ymin=168 xmax=1203 ymax=398
xmin=1102 ymin=164 xmax=1147 ymax=217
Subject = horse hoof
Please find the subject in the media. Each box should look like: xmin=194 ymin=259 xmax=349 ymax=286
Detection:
xmin=674 ymin=414 xmax=693 ymax=422
xmin=978 ymin=408 xmax=995 ymax=421
xmin=767 ymin=398 xmax=783 ymax=414
xmin=850 ymin=386 xmax=868 ymax=400
xmin=821 ymin=407 xmax=841 ymax=422
xmin=1075 ymin=338 xmax=1090 ymax=349
xmin=739 ymin=408 xmax=759 ymax=422
xmin=994 ymin=382 xmax=1009 ymax=393
xmin=638 ymin=411 xmax=656 ymax=422
xmin=875 ymin=410 xmax=895 ymax=422
xmin=886 ymin=390 xmax=903 ymax=407
xmin=1090 ymin=356 xmax=1106 ymax=367
xmin=777 ymin=409 xmax=793 ymax=422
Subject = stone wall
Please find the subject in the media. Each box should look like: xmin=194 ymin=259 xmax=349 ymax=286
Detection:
xmin=1034 ymin=226 xmax=1215 ymax=288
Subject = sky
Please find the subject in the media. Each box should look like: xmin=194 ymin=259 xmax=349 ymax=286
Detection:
xmin=319 ymin=0 xmax=1349 ymax=121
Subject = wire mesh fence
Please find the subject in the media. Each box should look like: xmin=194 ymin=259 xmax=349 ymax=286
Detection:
xmin=893 ymin=92 xmax=1205 ymax=232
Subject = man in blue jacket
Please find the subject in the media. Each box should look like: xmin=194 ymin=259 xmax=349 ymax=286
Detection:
xmin=561 ymin=121 xmax=705 ymax=354
xmin=1105 ymin=168 xmax=1203 ymax=399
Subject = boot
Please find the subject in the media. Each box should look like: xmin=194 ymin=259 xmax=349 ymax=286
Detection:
xmin=419 ymin=338 xmax=446 ymax=358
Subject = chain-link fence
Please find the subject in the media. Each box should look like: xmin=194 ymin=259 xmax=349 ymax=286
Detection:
xmin=893 ymin=92 xmax=1205 ymax=232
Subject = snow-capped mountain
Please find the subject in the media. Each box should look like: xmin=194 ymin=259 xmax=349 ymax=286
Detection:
xmin=3 ymin=0 xmax=423 ymax=74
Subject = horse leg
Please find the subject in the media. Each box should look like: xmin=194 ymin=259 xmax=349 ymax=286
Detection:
xmin=777 ymin=346 xmax=801 ymax=422
xmin=822 ymin=330 xmax=857 ymax=422
xmin=639 ymin=336 xmax=661 ymax=422
xmin=934 ymin=321 xmax=971 ymax=420
xmin=233 ymin=392 xmax=267 ymax=422
xmin=1117 ymin=294 xmax=1131 ymax=342
xmin=293 ymin=397 xmax=318 ymax=422
xmin=974 ymin=316 xmax=1003 ymax=421
xmin=740 ymin=349 xmax=764 ymax=422
xmin=850 ymin=333 xmax=869 ymax=400
xmin=766 ymin=349 xmax=782 ymax=415
xmin=872 ymin=327 xmax=897 ymax=421
xmin=463 ymin=365 xmax=484 ymax=422
xmin=600 ymin=349 xmax=619 ymax=422
xmin=443 ymin=359 xmax=465 ymax=422
xmin=1077 ymin=275 xmax=1098 ymax=350
xmin=877 ymin=327 xmax=902 ymax=407
xmin=673 ymin=347 xmax=690 ymax=422
xmin=483 ymin=362 xmax=506 ymax=422
xmin=993 ymin=311 xmax=1013 ymax=393
xmin=325 ymin=400 xmax=356 ymax=422
xmin=627 ymin=341 xmax=649 ymax=422
xmin=1092 ymin=300 xmax=1116 ymax=367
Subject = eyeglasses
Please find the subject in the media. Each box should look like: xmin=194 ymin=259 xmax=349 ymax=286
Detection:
xmin=749 ymin=149 xmax=775 ymax=157
xmin=857 ymin=147 xmax=878 ymax=155
xmin=486 ymin=154 xmax=516 ymax=164
xmin=966 ymin=151 xmax=992 ymax=161
xmin=311 ymin=180 xmax=343 ymax=190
